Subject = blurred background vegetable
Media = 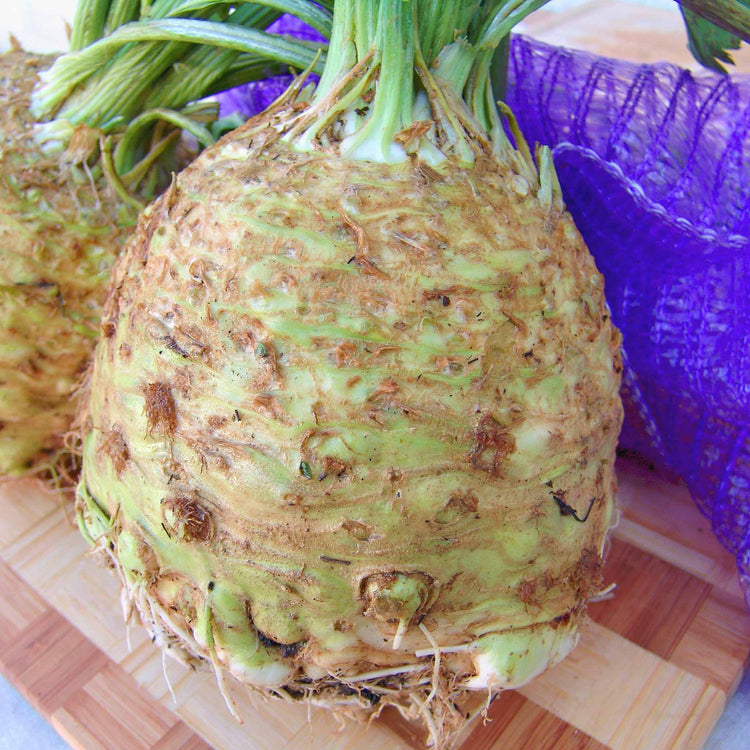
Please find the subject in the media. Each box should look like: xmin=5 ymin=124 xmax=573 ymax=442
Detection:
xmin=0 ymin=0 xmax=328 ymax=479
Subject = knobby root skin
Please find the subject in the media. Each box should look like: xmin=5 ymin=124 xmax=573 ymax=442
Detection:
xmin=78 ymin=102 xmax=623 ymax=746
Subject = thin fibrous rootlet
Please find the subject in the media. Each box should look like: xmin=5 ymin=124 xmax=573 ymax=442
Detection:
xmin=76 ymin=0 xmax=623 ymax=746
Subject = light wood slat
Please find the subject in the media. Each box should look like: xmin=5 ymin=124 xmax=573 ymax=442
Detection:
xmin=0 ymin=506 xmax=153 ymax=663
xmin=81 ymin=666 xmax=175 ymax=746
xmin=519 ymin=620 xmax=726 ymax=750
xmin=0 ymin=557 xmax=48 ymax=639
xmin=670 ymin=589 xmax=750 ymax=695
xmin=152 ymin=722 xmax=214 ymax=750
xmin=590 ymin=537 xmax=711 ymax=659
xmin=664 ymin=681 xmax=729 ymax=750
xmin=0 ymin=557 xmax=207 ymax=750
xmin=615 ymin=461 xmax=745 ymax=605
xmin=460 ymin=690 xmax=608 ymax=750
xmin=284 ymin=716 xmax=408 ymax=750
xmin=120 ymin=638 xmax=189 ymax=704
xmin=610 ymin=670 xmax=724 ymax=750
xmin=52 ymin=707 xmax=111 ymax=750
xmin=0 ymin=478 xmax=60 ymax=549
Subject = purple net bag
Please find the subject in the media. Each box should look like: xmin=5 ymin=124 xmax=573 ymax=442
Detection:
xmin=219 ymin=27 xmax=750 ymax=600
xmin=506 ymin=36 xmax=750 ymax=601
xmin=218 ymin=16 xmax=326 ymax=118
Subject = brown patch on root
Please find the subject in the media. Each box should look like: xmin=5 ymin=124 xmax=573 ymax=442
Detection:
xmin=144 ymin=382 xmax=177 ymax=436
xmin=320 ymin=456 xmax=348 ymax=479
xmin=550 ymin=611 xmax=572 ymax=630
xmin=446 ymin=491 xmax=478 ymax=514
xmin=435 ymin=491 xmax=479 ymax=524
xmin=359 ymin=571 xmax=435 ymax=626
xmin=421 ymin=285 xmax=476 ymax=305
xmin=161 ymin=496 xmax=214 ymax=542
xmin=330 ymin=340 xmax=358 ymax=367
xmin=467 ymin=414 xmax=515 ymax=477
xmin=254 ymin=340 xmax=282 ymax=389
xmin=349 ymin=255 xmax=388 ymax=278
xmin=101 ymin=319 xmax=117 ymax=338
xmin=367 ymin=379 xmax=400 ymax=404
xmin=341 ymin=519 xmax=374 ymax=541
xmin=516 ymin=579 xmax=541 ymax=612
xmin=337 ymin=206 xmax=370 ymax=256
xmin=568 ymin=548 xmax=605 ymax=599
xmin=101 ymin=425 xmax=130 ymax=475
xmin=252 ymin=394 xmax=288 ymax=422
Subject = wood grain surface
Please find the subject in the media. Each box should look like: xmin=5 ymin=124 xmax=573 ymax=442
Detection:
xmin=1 ymin=455 xmax=748 ymax=750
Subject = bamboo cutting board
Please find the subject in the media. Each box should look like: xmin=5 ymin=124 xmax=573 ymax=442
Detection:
xmin=0 ymin=455 xmax=748 ymax=750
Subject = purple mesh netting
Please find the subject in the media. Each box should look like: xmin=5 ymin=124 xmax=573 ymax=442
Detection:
xmin=218 ymin=16 xmax=325 ymax=118
xmin=217 ymin=28 xmax=750 ymax=600
xmin=506 ymin=36 xmax=750 ymax=602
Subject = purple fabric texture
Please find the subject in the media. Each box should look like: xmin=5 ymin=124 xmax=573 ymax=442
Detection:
xmin=218 ymin=28 xmax=750 ymax=599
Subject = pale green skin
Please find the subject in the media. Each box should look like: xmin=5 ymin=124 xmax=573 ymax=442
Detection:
xmin=79 ymin=108 xmax=623 ymax=699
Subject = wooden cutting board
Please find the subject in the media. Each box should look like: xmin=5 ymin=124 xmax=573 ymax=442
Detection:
xmin=1 ymin=455 xmax=748 ymax=750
